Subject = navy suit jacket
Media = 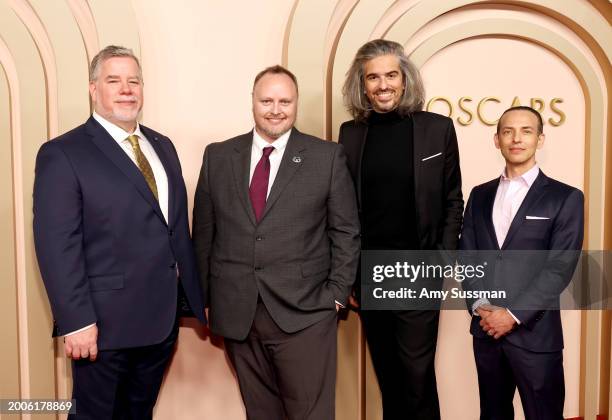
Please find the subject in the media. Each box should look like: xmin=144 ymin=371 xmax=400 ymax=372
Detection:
xmin=33 ymin=116 xmax=206 ymax=350
xmin=459 ymin=171 xmax=583 ymax=352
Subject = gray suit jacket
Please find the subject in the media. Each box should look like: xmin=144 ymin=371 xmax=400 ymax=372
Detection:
xmin=193 ymin=128 xmax=360 ymax=340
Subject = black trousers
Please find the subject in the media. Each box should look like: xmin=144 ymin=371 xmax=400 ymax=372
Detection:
xmin=225 ymin=302 xmax=338 ymax=420
xmin=473 ymin=337 xmax=564 ymax=420
xmin=361 ymin=310 xmax=440 ymax=420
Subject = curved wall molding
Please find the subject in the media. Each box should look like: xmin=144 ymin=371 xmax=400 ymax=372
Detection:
xmin=0 ymin=34 xmax=28 ymax=399
xmin=10 ymin=0 xmax=58 ymax=138
xmin=66 ymin=0 xmax=99 ymax=65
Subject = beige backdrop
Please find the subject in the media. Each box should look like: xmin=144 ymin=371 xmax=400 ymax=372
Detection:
xmin=0 ymin=1 xmax=610 ymax=419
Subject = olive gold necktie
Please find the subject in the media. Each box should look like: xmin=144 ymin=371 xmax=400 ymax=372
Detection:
xmin=126 ymin=134 xmax=158 ymax=200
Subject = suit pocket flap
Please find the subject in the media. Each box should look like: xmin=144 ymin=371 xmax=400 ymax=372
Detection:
xmin=89 ymin=274 xmax=124 ymax=291
xmin=301 ymin=256 xmax=331 ymax=277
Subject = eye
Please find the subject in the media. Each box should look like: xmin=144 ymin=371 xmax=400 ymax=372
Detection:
xmin=280 ymin=100 xmax=291 ymax=105
xmin=366 ymin=75 xmax=377 ymax=81
xmin=261 ymin=99 xmax=272 ymax=105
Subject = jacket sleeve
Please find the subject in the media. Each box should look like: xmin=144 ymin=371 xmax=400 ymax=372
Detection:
xmin=192 ymin=145 xmax=216 ymax=307
xmin=439 ymin=119 xmax=464 ymax=250
xmin=33 ymin=141 xmax=97 ymax=335
xmin=325 ymin=144 xmax=361 ymax=306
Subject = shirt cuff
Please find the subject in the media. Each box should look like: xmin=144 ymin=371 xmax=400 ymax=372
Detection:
xmin=63 ymin=323 xmax=95 ymax=337
xmin=471 ymin=298 xmax=490 ymax=316
xmin=335 ymin=300 xmax=345 ymax=308
xmin=506 ymin=309 xmax=521 ymax=325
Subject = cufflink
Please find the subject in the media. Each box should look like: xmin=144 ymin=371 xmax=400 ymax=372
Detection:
xmin=292 ymin=156 xmax=302 ymax=163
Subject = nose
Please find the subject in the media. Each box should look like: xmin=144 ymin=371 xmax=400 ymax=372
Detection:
xmin=119 ymin=80 xmax=132 ymax=94
xmin=271 ymin=101 xmax=281 ymax=114
xmin=379 ymin=77 xmax=388 ymax=90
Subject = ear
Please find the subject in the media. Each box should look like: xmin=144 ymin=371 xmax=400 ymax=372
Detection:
xmin=493 ymin=133 xmax=501 ymax=150
xmin=88 ymin=81 xmax=97 ymax=103
xmin=536 ymin=133 xmax=545 ymax=150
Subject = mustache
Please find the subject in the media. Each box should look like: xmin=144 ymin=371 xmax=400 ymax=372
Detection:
xmin=115 ymin=96 xmax=139 ymax=102
xmin=373 ymin=89 xmax=395 ymax=94
xmin=265 ymin=113 xmax=286 ymax=118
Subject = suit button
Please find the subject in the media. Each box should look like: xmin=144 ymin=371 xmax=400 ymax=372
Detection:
xmin=168 ymin=229 xmax=174 ymax=236
xmin=256 ymin=236 xmax=263 ymax=241
xmin=170 ymin=262 xmax=177 ymax=269
xmin=255 ymin=267 xmax=263 ymax=271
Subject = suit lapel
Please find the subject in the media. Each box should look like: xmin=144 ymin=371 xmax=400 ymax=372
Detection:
xmin=502 ymin=171 xmax=549 ymax=249
xmin=231 ymin=133 xmax=257 ymax=226
xmin=262 ymin=129 xmax=306 ymax=220
xmin=481 ymin=180 xmax=501 ymax=249
xmin=142 ymin=126 xmax=176 ymax=226
xmin=412 ymin=113 xmax=424 ymax=207
xmin=353 ymin=123 xmax=368 ymax=208
xmin=86 ymin=117 xmax=166 ymax=225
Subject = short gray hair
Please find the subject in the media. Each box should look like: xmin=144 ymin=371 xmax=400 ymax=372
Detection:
xmin=342 ymin=39 xmax=425 ymax=122
xmin=89 ymin=45 xmax=142 ymax=82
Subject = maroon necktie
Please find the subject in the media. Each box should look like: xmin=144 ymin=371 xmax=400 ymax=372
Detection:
xmin=249 ymin=146 xmax=274 ymax=222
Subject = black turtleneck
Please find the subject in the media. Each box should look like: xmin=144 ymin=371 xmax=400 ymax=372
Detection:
xmin=361 ymin=111 xmax=419 ymax=250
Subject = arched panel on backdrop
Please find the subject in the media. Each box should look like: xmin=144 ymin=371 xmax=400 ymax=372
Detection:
xmin=284 ymin=1 xmax=609 ymax=419
xmin=0 ymin=0 xmax=140 ymax=408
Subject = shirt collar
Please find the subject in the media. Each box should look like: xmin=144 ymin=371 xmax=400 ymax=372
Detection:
xmin=93 ymin=111 xmax=143 ymax=144
xmin=252 ymin=127 xmax=291 ymax=153
xmin=500 ymin=164 xmax=540 ymax=187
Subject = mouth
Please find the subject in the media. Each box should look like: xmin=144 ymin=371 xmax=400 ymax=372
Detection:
xmin=374 ymin=90 xmax=395 ymax=101
xmin=265 ymin=116 xmax=286 ymax=124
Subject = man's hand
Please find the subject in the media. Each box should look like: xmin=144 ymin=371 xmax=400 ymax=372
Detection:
xmin=336 ymin=303 xmax=341 ymax=312
xmin=479 ymin=308 xmax=516 ymax=339
xmin=65 ymin=325 xmax=98 ymax=361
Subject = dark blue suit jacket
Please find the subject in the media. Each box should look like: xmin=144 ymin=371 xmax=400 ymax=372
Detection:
xmin=33 ymin=116 xmax=206 ymax=350
xmin=459 ymin=171 xmax=583 ymax=352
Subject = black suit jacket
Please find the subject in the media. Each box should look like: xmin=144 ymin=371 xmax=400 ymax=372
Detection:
xmin=33 ymin=116 xmax=206 ymax=350
xmin=192 ymin=129 xmax=360 ymax=340
xmin=338 ymin=111 xmax=463 ymax=251
xmin=459 ymin=171 xmax=584 ymax=352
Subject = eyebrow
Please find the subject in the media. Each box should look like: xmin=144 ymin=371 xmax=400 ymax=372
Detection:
xmin=104 ymin=75 xmax=141 ymax=80
xmin=366 ymin=70 xmax=399 ymax=77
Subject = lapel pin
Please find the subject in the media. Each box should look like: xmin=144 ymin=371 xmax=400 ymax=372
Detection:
xmin=292 ymin=156 xmax=302 ymax=163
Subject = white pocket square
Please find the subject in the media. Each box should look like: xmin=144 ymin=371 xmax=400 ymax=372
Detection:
xmin=421 ymin=152 xmax=442 ymax=161
xmin=525 ymin=216 xmax=550 ymax=220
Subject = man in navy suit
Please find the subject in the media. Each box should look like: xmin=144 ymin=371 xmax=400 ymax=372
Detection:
xmin=460 ymin=106 xmax=583 ymax=420
xmin=33 ymin=45 xmax=205 ymax=419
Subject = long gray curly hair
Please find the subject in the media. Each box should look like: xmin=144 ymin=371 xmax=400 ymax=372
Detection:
xmin=342 ymin=39 xmax=425 ymax=121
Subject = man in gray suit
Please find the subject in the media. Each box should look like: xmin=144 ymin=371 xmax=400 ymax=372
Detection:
xmin=192 ymin=65 xmax=360 ymax=420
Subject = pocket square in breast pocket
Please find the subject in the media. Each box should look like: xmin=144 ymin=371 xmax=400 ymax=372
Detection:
xmin=525 ymin=215 xmax=550 ymax=220
xmin=421 ymin=152 xmax=442 ymax=161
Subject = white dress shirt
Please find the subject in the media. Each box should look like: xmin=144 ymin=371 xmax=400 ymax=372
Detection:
xmin=472 ymin=164 xmax=540 ymax=324
xmin=249 ymin=128 xmax=290 ymax=195
xmin=66 ymin=113 xmax=170 ymax=337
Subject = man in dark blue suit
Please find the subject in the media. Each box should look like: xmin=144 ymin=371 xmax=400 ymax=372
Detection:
xmin=460 ymin=106 xmax=583 ymax=420
xmin=33 ymin=45 xmax=205 ymax=419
